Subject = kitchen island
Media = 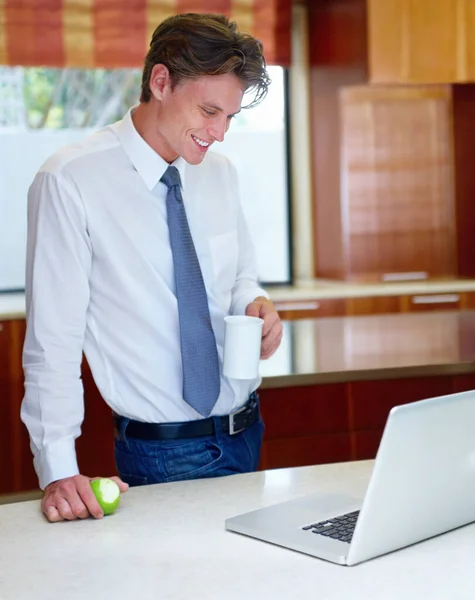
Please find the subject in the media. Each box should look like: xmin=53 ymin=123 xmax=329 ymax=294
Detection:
xmin=0 ymin=460 xmax=472 ymax=600
xmin=2 ymin=290 xmax=475 ymax=493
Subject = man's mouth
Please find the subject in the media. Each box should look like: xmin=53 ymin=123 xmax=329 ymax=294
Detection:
xmin=192 ymin=134 xmax=210 ymax=148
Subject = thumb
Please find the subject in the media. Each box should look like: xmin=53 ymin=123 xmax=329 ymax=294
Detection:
xmin=245 ymin=302 xmax=260 ymax=318
xmin=109 ymin=476 xmax=129 ymax=493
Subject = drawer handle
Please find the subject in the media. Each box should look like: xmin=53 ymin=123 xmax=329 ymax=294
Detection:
xmin=382 ymin=272 xmax=428 ymax=282
xmin=411 ymin=294 xmax=460 ymax=304
xmin=275 ymin=301 xmax=320 ymax=311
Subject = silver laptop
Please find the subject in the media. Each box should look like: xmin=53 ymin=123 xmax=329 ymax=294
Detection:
xmin=225 ymin=390 xmax=475 ymax=566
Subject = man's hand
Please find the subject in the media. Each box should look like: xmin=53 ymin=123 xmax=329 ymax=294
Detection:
xmin=245 ymin=296 xmax=283 ymax=359
xmin=42 ymin=474 xmax=129 ymax=523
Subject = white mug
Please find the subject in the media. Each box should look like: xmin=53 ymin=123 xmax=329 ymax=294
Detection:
xmin=223 ymin=315 xmax=264 ymax=379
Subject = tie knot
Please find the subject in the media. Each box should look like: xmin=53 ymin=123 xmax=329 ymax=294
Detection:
xmin=160 ymin=166 xmax=181 ymax=189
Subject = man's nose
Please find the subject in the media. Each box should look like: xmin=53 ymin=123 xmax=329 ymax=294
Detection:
xmin=208 ymin=118 xmax=228 ymax=142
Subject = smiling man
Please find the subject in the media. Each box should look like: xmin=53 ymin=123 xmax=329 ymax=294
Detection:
xmin=21 ymin=13 xmax=283 ymax=523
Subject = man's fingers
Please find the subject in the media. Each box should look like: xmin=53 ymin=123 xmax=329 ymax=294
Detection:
xmin=261 ymin=321 xmax=283 ymax=357
xmin=76 ymin=477 xmax=104 ymax=519
xmin=44 ymin=504 xmax=63 ymax=523
xmin=245 ymin=305 xmax=259 ymax=318
xmin=56 ymin=497 xmax=76 ymax=521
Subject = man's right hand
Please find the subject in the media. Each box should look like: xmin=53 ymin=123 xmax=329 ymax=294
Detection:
xmin=42 ymin=474 xmax=129 ymax=522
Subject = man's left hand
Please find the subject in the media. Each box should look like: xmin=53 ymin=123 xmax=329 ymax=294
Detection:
xmin=245 ymin=296 xmax=283 ymax=359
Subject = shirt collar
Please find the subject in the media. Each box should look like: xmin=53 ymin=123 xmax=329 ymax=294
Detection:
xmin=116 ymin=106 xmax=187 ymax=191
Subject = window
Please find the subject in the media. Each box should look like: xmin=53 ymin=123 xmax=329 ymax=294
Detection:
xmin=0 ymin=66 xmax=290 ymax=291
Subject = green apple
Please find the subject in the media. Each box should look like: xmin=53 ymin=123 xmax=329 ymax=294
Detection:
xmin=90 ymin=478 xmax=121 ymax=516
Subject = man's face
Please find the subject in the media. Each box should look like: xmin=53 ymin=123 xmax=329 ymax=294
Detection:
xmin=153 ymin=72 xmax=245 ymax=165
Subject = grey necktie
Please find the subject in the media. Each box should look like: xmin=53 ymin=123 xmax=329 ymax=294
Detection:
xmin=160 ymin=166 xmax=220 ymax=417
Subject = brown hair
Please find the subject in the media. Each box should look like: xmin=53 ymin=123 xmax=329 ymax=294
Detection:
xmin=140 ymin=13 xmax=270 ymax=108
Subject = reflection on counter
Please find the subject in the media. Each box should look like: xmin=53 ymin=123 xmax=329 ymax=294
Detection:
xmin=259 ymin=311 xmax=475 ymax=384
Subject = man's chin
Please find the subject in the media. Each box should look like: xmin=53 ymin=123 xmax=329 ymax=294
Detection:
xmin=184 ymin=153 xmax=206 ymax=166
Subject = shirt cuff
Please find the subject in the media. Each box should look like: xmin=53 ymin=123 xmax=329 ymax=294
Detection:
xmin=34 ymin=438 xmax=80 ymax=490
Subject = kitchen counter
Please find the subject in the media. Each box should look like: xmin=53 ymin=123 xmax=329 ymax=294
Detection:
xmin=3 ymin=291 xmax=475 ymax=388
xmin=269 ymin=277 xmax=475 ymax=301
xmin=0 ymin=460 xmax=472 ymax=600
xmin=259 ymin=310 xmax=475 ymax=387
xmin=0 ymin=293 xmax=24 ymax=320
xmin=4 ymin=277 xmax=475 ymax=319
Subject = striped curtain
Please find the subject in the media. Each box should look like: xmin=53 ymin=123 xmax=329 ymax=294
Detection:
xmin=0 ymin=0 xmax=291 ymax=68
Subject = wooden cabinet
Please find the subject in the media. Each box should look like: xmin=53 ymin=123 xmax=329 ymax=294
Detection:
xmin=312 ymin=82 xmax=457 ymax=282
xmin=309 ymin=0 xmax=475 ymax=85
xmin=3 ymin=314 xmax=475 ymax=493
xmin=0 ymin=320 xmax=36 ymax=494
xmin=452 ymin=84 xmax=475 ymax=279
xmin=340 ymin=85 xmax=456 ymax=281
xmin=368 ymin=0 xmax=475 ymax=84
xmin=274 ymin=298 xmax=346 ymax=320
xmin=275 ymin=292 xmax=475 ymax=320
xmin=0 ymin=321 xmax=116 ymax=494
xmin=259 ymin=373 xmax=475 ymax=470
xmin=308 ymin=0 xmax=475 ymax=282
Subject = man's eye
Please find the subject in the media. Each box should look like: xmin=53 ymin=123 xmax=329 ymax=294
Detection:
xmin=203 ymin=108 xmax=216 ymax=116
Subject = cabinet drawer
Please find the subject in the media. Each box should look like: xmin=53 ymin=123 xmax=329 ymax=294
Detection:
xmin=274 ymin=298 xmax=346 ymax=320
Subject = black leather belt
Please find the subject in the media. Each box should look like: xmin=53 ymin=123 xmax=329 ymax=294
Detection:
xmin=114 ymin=392 xmax=259 ymax=441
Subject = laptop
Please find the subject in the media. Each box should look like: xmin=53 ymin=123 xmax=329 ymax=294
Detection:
xmin=225 ymin=390 xmax=475 ymax=566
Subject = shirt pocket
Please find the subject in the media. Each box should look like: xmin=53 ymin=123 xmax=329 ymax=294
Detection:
xmin=208 ymin=231 xmax=238 ymax=293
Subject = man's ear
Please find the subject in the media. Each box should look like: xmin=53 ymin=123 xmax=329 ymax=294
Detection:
xmin=149 ymin=64 xmax=171 ymax=101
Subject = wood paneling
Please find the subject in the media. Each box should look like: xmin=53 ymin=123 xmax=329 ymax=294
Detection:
xmin=274 ymin=298 xmax=346 ymax=320
xmin=259 ymin=373 xmax=463 ymax=470
xmin=76 ymin=361 xmax=116 ymax=478
xmin=275 ymin=293 xmax=475 ymax=321
xmin=348 ymin=377 xmax=454 ymax=431
xmin=3 ymin=314 xmax=475 ymax=492
xmin=259 ymin=384 xmax=349 ymax=438
xmin=308 ymin=0 xmax=368 ymax=70
xmin=308 ymin=0 xmax=475 ymax=282
xmin=311 ymin=0 xmax=475 ymax=84
xmin=452 ymin=84 xmax=475 ymax=278
xmin=259 ymin=434 xmax=351 ymax=470
xmin=0 ymin=320 xmax=33 ymax=494
xmin=308 ymin=2 xmax=459 ymax=281
xmin=340 ymin=85 xmax=456 ymax=281
xmin=368 ymin=0 xmax=475 ymax=84
xmin=346 ymin=296 xmax=401 ymax=316
xmin=308 ymin=1 xmax=368 ymax=280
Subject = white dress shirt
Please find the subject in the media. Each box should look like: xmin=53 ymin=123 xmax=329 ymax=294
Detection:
xmin=21 ymin=108 xmax=268 ymax=490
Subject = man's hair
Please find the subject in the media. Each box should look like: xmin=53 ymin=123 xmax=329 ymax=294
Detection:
xmin=140 ymin=13 xmax=270 ymax=108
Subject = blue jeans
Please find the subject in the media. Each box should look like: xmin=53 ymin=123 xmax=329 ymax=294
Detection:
xmin=114 ymin=413 xmax=265 ymax=487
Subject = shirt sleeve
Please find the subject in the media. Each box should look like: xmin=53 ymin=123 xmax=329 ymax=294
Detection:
xmin=228 ymin=162 xmax=269 ymax=316
xmin=21 ymin=170 xmax=92 ymax=490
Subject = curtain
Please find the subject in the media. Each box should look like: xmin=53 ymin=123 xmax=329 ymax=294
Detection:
xmin=0 ymin=0 xmax=291 ymax=68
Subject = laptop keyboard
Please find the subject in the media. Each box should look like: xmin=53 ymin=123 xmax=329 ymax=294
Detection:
xmin=302 ymin=510 xmax=360 ymax=543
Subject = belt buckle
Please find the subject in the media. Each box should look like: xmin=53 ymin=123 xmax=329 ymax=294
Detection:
xmin=229 ymin=404 xmax=249 ymax=435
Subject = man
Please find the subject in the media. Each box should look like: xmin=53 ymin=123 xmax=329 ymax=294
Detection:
xmin=21 ymin=13 xmax=283 ymax=523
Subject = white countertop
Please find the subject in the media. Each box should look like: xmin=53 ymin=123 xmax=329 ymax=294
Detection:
xmin=0 ymin=293 xmax=25 ymax=320
xmin=269 ymin=277 xmax=475 ymax=301
xmin=0 ymin=460 xmax=473 ymax=600
xmin=4 ymin=278 xmax=475 ymax=319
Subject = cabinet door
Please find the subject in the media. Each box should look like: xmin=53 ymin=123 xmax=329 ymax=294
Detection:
xmin=0 ymin=320 xmax=35 ymax=493
xmin=368 ymin=0 xmax=475 ymax=83
xmin=340 ymin=84 xmax=456 ymax=281
xmin=0 ymin=321 xmax=15 ymax=493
